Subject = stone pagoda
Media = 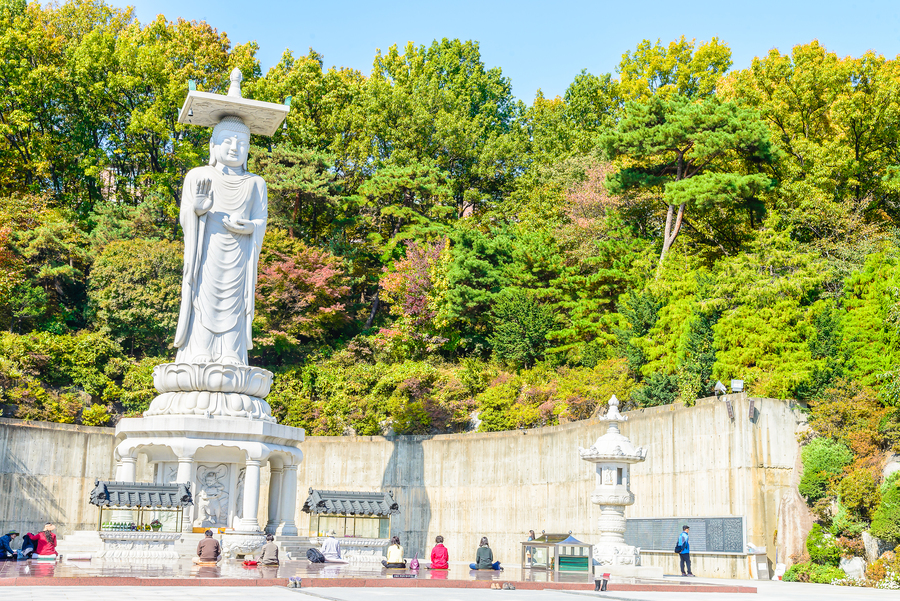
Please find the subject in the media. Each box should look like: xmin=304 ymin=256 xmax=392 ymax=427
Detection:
xmin=580 ymin=395 xmax=647 ymax=569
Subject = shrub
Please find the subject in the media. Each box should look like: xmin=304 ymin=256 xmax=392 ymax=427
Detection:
xmin=871 ymin=476 xmax=900 ymax=543
xmin=836 ymin=536 xmax=866 ymax=558
xmin=489 ymin=289 xmax=555 ymax=369
xmin=81 ymin=403 xmax=111 ymax=426
xmin=806 ymin=524 xmax=842 ymax=566
xmin=630 ymin=371 xmax=678 ymax=408
xmin=799 ymin=437 xmax=853 ymax=503
xmin=782 ymin=561 xmax=846 ymax=583
xmin=831 ymin=501 xmax=867 ymax=538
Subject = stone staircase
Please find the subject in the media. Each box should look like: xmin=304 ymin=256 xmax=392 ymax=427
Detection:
xmin=56 ymin=530 xmax=101 ymax=556
xmin=273 ymin=535 xmax=313 ymax=560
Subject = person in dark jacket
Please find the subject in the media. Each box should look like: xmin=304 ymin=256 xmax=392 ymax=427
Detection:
xmin=0 ymin=530 xmax=18 ymax=560
xmin=193 ymin=529 xmax=221 ymax=564
xmin=678 ymin=525 xmax=694 ymax=577
xmin=469 ymin=536 xmax=501 ymax=570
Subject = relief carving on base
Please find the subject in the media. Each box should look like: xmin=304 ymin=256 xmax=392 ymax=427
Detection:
xmin=194 ymin=464 xmax=230 ymax=528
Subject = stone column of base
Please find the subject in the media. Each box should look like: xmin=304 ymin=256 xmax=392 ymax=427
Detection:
xmin=120 ymin=457 xmax=137 ymax=482
xmin=276 ymin=465 xmax=298 ymax=536
xmin=240 ymin=460 xmax=262 ymax=531
xmin=596 ymin=504 xmax=627 ymax=544
xmin=265 ymin=467 xmax=283 ymax=534
xmin=114 ymin=461 xmax=123 ymax=481
xmin=176 ymin=457 xmax=194 ymax=533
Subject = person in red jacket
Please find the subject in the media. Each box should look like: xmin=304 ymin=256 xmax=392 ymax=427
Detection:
xmin=428 ymin=535 xmax=449 ymax=569
xmin=34 ymin=523 xmax=58 ymax=557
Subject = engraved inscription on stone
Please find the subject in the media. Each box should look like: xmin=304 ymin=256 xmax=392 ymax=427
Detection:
xmin=625 ymin=517 xmax=745 ymax=553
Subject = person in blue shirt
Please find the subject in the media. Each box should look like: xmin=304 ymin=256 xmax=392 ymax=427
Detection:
xmin=0 ymin=530 xmax=19 ymax=560
xmin=678 ymin=525 xmax=694 ymax=577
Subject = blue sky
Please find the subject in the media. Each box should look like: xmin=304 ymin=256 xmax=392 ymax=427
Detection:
xmin=125 ymin=0 xmax=900 ymax=102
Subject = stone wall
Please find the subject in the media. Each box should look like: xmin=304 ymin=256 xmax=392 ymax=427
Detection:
xmin=0 ymin=394 xmax=808 ymax=577
xmin=0 ymin=417 xmax=150 ymax=537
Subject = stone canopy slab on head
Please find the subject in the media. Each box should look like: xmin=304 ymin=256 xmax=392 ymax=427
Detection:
xmin=178 ymin=68 xmax=289 ymax=136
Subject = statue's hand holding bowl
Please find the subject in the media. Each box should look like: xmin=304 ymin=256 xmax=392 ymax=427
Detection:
xmin=223 ymin=216 xmax=254 ymax=235
xmin=194 ymin=179 xmax=214 ymax=215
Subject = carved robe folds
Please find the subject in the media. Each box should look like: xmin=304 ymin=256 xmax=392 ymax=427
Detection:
xmin=174 ymin=166 xmax=267 ymax=365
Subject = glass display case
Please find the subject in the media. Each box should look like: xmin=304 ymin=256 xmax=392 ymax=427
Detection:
xmin=522 ymin=533 xmax=594 ymax=579
xmin=307 ymin=513 xmax=390 ymax=538
xmin=98 ymin=506 xmax=184 ymax=533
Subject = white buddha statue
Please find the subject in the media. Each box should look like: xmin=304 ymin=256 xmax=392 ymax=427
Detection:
xmin=173 ymin=115 xmax=267 ymax=365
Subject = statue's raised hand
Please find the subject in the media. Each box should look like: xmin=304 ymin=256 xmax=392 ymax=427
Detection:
xmin=194 ymin=178 xmax=214 ymax=215
xmin=223 ymin=216 xmax=254 ymax=235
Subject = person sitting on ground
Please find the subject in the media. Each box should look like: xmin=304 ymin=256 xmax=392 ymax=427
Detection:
xmin=33 ymin=523 xmax=58 ymax=559
xmin=428 ymin=535 xmax=449 ymax=569
xmin=320 ymin=530 xmax=348 ymax=564
xmin=0 ymin=530 xmax=18 ymax=560
xmin=381 ymin=535 xmax=406 ymax=568
xmin=192 ymin=529 xmax=221 ymax=564
xmin=469 ymin=536 xmax=501 ymax=570
xmin=19 ymin=532 xmax=37 ymax=559
xmin=258 ymin=534 xmax=279 ymax=566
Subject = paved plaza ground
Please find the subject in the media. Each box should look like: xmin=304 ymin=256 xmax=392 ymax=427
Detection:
xmin=4 ymin=581 xmax=900 ymax=601
xmin=2 ymin=558 xmax=899 ymax=600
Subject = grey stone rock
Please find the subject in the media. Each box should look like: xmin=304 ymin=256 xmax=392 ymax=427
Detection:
xmin=884 ymin=454 xmax=900 ymax=480
xmin=839 ymin=556 xmax=866 ymax=580
xmin=863 ymin=531 xmax=891 ymax=564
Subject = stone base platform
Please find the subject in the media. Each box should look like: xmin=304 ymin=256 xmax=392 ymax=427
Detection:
xmin=0 ymin=559 xmax=757 ymax=593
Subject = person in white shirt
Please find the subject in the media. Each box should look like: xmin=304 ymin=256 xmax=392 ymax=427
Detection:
xmin=320 ymin=530 xmax=348 ymax=564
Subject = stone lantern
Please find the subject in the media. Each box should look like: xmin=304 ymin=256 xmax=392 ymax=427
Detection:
xmin=579 ymin=395 xmax=647 ymax=568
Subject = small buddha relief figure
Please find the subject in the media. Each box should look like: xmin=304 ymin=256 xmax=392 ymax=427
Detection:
xmin=173 ymin=112 xmax=267 ymax=366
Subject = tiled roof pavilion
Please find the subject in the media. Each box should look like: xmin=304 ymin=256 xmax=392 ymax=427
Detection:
xmin=89 ymin=480 xmax=193 ymax=508
xmin=302 ymin=488 xmax=399 ymax=516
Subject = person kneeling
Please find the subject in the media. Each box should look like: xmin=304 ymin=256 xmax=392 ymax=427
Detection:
xmin=381 ymin=536 xmax=406 ymax=568
xmin=258 ymin=534 xmax=279 ymax=565
xmin=469 ymin=537 xmax=501 ymax=570
xmin=192 ymin=530 xmax=221 ymax=564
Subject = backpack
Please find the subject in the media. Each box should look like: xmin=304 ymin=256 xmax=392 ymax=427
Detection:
xmin=409 ymin=553 xmax=419 ymax=570
xmin=674 ymin=533 xmax=685 ymax=554
xmin=307 ymin=548 xmax=326 ymax=563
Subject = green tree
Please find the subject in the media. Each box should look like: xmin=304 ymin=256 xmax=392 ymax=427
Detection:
xmin=871 ymin=475 xmax=900 ymax=543
xmin=617 ymin=36 xmax=733 ymax=101
xmin=87 ymin=238 xmax=182 ymax=356
xmin=253 ymin=143 xmax=340 ymax=241
xmin=602 ymin=94 xmax=777 ymax=267
xmin=489 ymin=289 xmax=555 ymax=369
xmin=721 ymin=41 xmax=900 ymax=242
xmin=799 ymin=437 xmax=853 ymax=503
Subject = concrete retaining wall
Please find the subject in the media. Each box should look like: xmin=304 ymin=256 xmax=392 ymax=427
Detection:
xmin=0 ymin=394 xmax=807 ymax=578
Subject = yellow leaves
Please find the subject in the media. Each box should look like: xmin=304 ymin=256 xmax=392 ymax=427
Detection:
xmin=618 ymin=36 xmax=732 ymax=101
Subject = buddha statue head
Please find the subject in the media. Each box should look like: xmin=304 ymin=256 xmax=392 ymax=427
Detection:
xmin=209 ymin=115 xmax=251 ymax=171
